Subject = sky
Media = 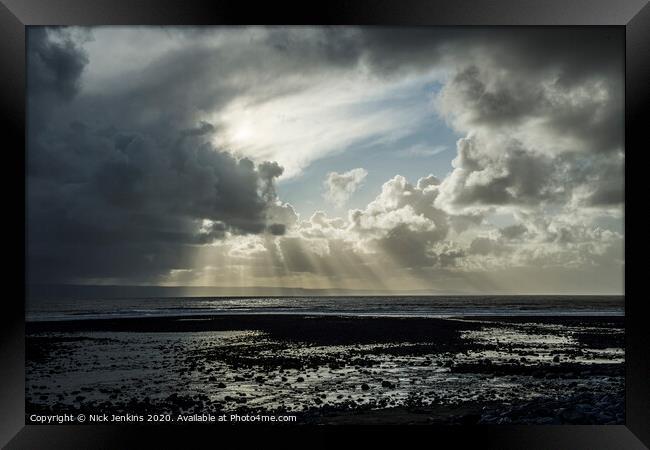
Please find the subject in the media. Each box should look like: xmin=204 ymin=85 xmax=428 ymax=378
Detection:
xmin=26 ymin=26 xmax=624 ymax=294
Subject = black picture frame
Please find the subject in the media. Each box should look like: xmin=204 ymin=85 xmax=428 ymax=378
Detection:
xmin=1 ymin=0 xmax=648 ymax=448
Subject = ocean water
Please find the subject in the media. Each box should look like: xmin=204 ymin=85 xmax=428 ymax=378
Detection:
xmin=26 ymin=295 xmax=624 ymax=322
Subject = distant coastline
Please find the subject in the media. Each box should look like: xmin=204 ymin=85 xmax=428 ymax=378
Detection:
xmin=26 ymin=284 xmax=626 ymax=301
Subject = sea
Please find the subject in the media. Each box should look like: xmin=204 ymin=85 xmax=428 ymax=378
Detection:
xmin=26 ymin=294 xmax=624 ymax=322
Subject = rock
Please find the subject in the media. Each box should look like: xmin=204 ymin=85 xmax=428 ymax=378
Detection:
xmin=553 ymin=355 xmax=561 ymax=363
xmin=381 ymin=380 xmax=395 ymax=389
xmin=217 ymin=382 xmax=226 ymax=388
xmin=296 ymin=377 xmax=305 ymax=382
xmin=361 ymin=383 xmax=370 ymax=391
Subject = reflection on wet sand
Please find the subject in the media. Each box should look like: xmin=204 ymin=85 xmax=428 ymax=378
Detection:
xmin=26 ymin=315 xmax=624 ymax=424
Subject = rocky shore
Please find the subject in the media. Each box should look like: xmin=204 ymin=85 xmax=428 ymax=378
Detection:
xmin=26 ymin=314 xmax=624 ymax=425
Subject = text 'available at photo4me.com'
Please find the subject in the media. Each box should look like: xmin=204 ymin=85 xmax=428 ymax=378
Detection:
xmin=29 ymin=413 xmax=298 ymax=424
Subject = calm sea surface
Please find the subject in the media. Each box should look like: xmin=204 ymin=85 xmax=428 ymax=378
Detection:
xmin=26 ymin=295 xmax=624 ymax=322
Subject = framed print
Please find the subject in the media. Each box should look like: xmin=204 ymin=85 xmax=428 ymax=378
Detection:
xmin=1 ymin=0 xmax=648 ymax=448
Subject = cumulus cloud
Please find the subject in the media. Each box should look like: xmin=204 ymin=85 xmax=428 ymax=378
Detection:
xmin=425 ymin=29 xmax=623 ymax=286
xmin=323 ymin=168 xmax=368 ymax=207
xmin=321 ymin=174 xmax=450 ymax=269
xmin=434 ymin=45 xmax=623 ymax=216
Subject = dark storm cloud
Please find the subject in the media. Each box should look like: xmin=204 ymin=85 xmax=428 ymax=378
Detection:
xmin=26 ymin=28 xmax=292 ymax=283
xmin=29 ymin=123 xmax=278 ymax=233
xmin=27 ymin=27 xmax=91 ymax=134
xmin=358 ymin=27 xmax=621 ymax=84
xmin=27 ymin=129 xmax=287 ymax=282
xmin=27 ymin=27 xmax=89 ymax=102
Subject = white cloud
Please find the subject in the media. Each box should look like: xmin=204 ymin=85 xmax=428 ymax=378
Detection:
xmin=433 ymin=60 xmax=623 ymax=215
xmin=323 ymin=168 xmax=368 ymax=207
xmin=398 ymin=143 xmax=449 ymax=158
xmin=210 ymin=72 xmax=440 ymax=178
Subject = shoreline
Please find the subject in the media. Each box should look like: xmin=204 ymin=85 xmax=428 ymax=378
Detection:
xmin=26 ymin=312 xmax=625 ymax=331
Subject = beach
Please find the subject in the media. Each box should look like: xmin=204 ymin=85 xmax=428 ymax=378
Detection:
xmin=26 ymin=314 xmax=624 ymax=425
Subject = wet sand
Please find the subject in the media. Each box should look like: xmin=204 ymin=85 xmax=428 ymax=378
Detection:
xmin=26 ymin=314 xmax=624 ymax=424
